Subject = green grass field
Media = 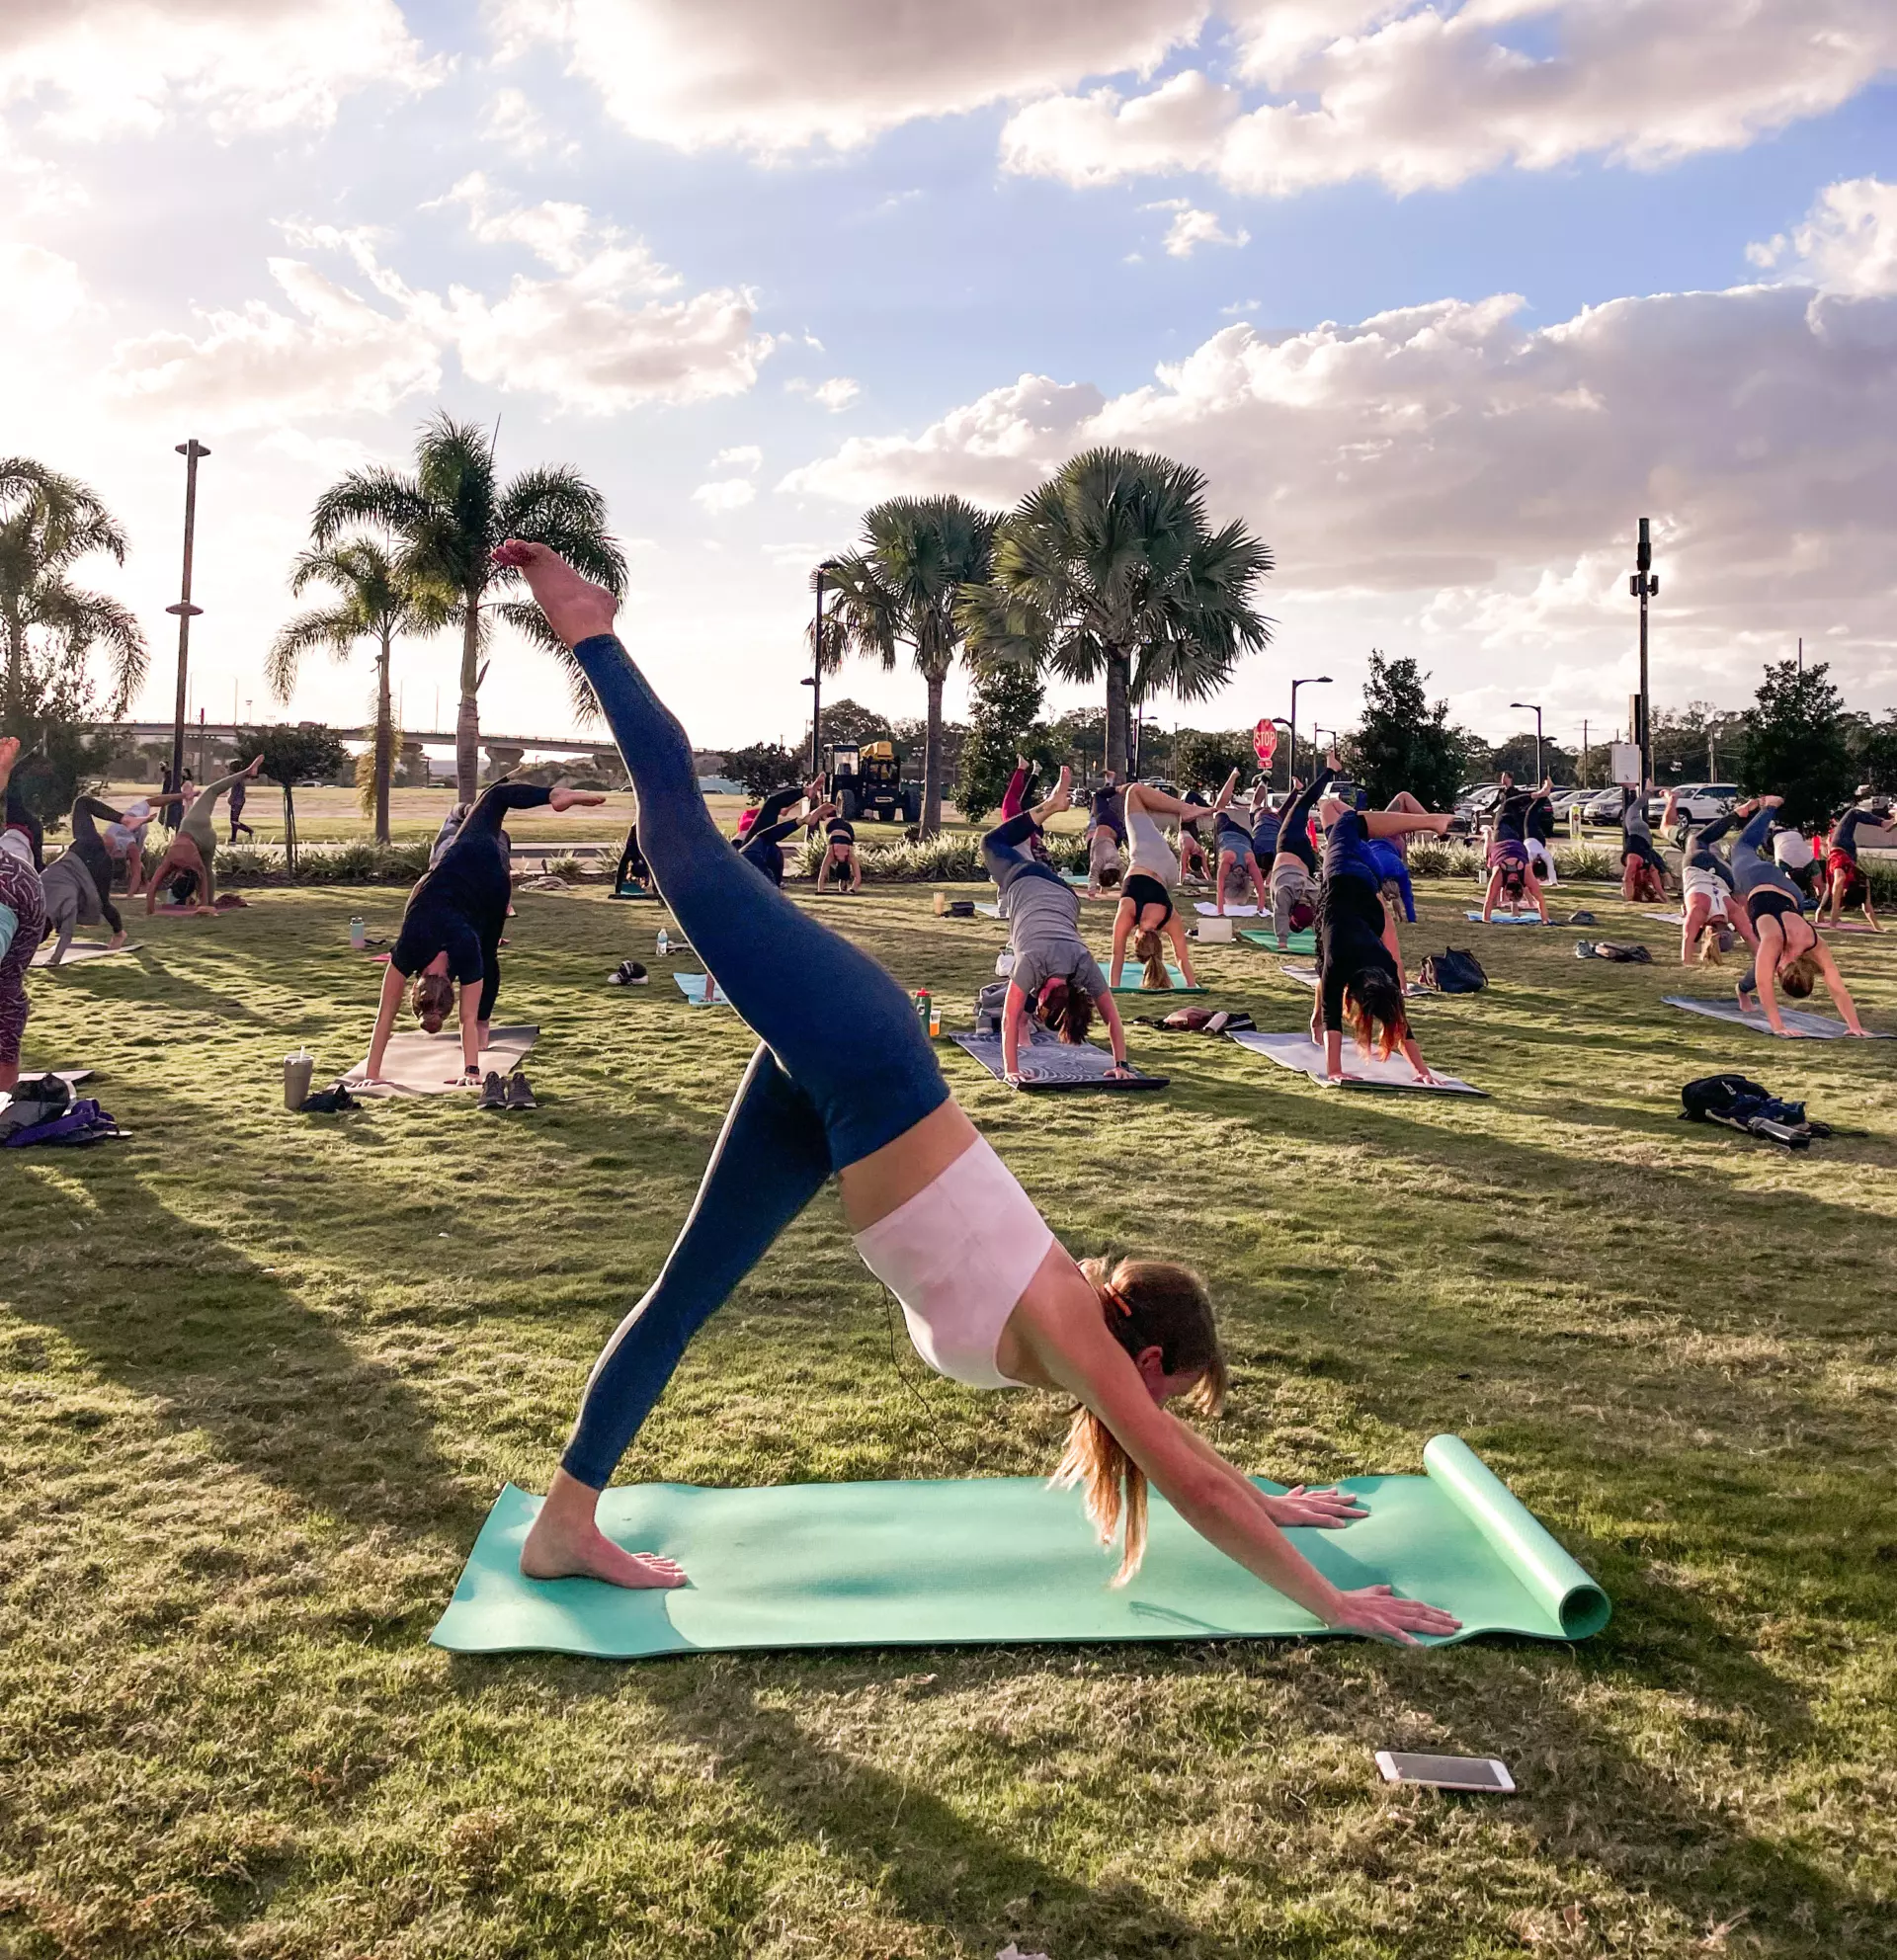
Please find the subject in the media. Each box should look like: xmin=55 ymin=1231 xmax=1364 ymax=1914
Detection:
xmin=4 ymin=876 xmax=1895 ymax=1958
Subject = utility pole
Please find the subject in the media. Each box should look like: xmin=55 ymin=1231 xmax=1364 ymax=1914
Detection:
xmin=1629 ymin=517 xmax=1658 ymax=786
xmin=166 ymin=439 xmax=209 ymax=795
xmin=801 ymin=558 xmax=842 ymax=778
xmin=1582 ymin=717 xmax=1590 ymax=785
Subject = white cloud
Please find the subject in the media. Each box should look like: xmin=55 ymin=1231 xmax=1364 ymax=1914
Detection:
xmin=1750 ymin=177 xmax=1897 ymax=298
xmin=1161 ymin=206 xmax=1249 ymax=257
xmin=480 ymin=85 xmax=573 ymax=160
xmin=0 ymin=241 xmax=96 ymax=339
xmin=490 ymin=0 xmax=1205 ymax=152
xmin=692 ymin=478 xmax=758 ymax=515
xmin=1001 ymin=2 xmax=1897 ymax=198
xmin=106 ymin=257 xmax=443 ymax=430
xmin=783 ymin=280 xmax=1897 ymax=694
xmin=786 ymin=375 xmax=862 ymax=412
xmin=715 ymin=446 xmax=764 ymax=471
xmin=0 ymin=0 xmax=435 ymax=141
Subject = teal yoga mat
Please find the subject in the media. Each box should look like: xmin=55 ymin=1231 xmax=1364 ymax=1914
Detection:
xmin=1239 ymin=928 xmax=1317 ymax=955
xmin=1111 ymin=963 xmax=1204 ymax=996
xmin=432 ymin=1435 xmax=1608 ymax=1659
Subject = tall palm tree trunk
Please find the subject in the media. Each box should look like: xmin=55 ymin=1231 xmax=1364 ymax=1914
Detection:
xmin=1105 ymin=650 xmax=1133 ymax=776
xmin=455 ymin=594 xmax=481 ymax=804
xmin=922 ymin=669 xmax=946 ymax=838
xmin=374 ymin=632 xmax=393 ymax=847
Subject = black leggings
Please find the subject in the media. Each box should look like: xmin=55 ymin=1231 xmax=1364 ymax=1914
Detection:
xmin=70 ymin=799 xmax=124 ymax=936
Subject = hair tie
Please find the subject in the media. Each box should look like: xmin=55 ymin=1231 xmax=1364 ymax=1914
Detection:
xmin=1101 ymin=1281 xmax=1134 ymax=1318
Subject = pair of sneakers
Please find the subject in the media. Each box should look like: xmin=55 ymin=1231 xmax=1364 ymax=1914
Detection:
xmin=478 ymin=1069 xmax=536 ymax=1111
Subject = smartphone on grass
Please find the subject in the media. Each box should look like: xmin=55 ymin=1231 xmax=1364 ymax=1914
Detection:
xmin=1375 ymin=1752 xmax=1515 ymax=1793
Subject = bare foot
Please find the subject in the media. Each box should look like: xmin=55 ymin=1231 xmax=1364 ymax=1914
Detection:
xmin=0 ymin=734 xmax=19 ymax=782
xmin=521 ymin=1486 xmax=686 ymax=1590
xmin=493 ymin=539 xmax=619 ymax=648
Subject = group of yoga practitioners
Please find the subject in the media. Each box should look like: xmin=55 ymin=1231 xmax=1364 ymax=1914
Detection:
xmin=5 ymin=544 xmax=1887 ymax=1647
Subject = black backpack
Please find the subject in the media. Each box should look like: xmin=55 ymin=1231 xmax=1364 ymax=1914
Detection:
xmin=1419 ymin=946 xmax=1487 ymax=994
xmin=1681 ymin=1073 xmax=1831 ymax=1150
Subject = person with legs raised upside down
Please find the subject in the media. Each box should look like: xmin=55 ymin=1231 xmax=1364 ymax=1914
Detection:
xmin=1819 ymin=798 xmax=1885 ymax=933
xmin=143 ymin=757 xmax=263 ymax=916
xmin=1108 ymin=773 xmax=1236 ymax=991
xmin=1728 ymin=797 xmax=1870 ymax=1036
xmin=0 ymin=738 xmax=46 ymax=1094
xmin=354 ymin=776 xmax=607 ymax=1088
xmin=1664 ymin=792 xmax=1757 ymax=969
xmin=494 ymin=542 xmax=1460 ymax=1644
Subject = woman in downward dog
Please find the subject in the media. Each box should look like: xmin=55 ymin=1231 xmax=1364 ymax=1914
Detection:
xmin=499 ymin=542 xmax=1458 ymax=1644
xmin=356 ymin=776 xmax=607 ymax=1086
xmin=1108 ymin=774 xmax=1236 ymax=991
xmin=1819 ymin=801 xmax=1884 ymax=932
xmin=1618 ymin=783 xmax=1669 ymax=905
xmin=982 ymin=773 xmax=1135 ymax=1082
xmin=1663 ymin=791 xmax=1755 ymax=967
xmin=1480 ymin=779 xmax=1551 ymax=923
xmin=816 ymin=817 xmax=863 ymax=893
xmin=142 ymin=757 xmax=263 ymax=914
xmin=1304 ymin=758 xmax=1451 ymax=1084
xmin=0 ymin=739 xmax=46 ymax=1092
xmin=1727 ymin=797 xmax=1870 ymax=1036
xmin=1265 ymin=770 xmax=1327 ymax=949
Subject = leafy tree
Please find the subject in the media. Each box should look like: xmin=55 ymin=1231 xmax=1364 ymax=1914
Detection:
xmin=236 ymin=722 xmax=349 ymax=869
xmin=310 ymin=414 xmax=625 ymax=804
xmin=1173 ymin=728 xmax=1256 ymax=794
xmin=960 ymin=449 xmax=1272 ymax=776
xmin=1740 ymin=659 xmax=1855 ymax=827
xmin=1045 ymin=705 xmax=1109 ymax=775
xmin=801 ymin=697 xmax=893 ymax=759
xmin=957 ymin=661 xmax=1046 ymax=823
xmin=1488 ymin=731 xmax=1577 ymax=786
xmin=721 ymin=742 xmax=799 ymax=798
xmin=891 ymin=715 xmax=968 ymax=793
xmin=0 ymin=460 xmax=147 ymax=821
xmin=1851 ymin=712 xmax=1897 ymax=795
xmin=1342 ymin=652 xmax=1465 ymax=807
xmin=817 ymin=496 xmax=1000 ymax=836
xmin=267 ymin=537 xmax=449 ymax=844
xmin=1651 ymin=701 xmax=1750 ymax=783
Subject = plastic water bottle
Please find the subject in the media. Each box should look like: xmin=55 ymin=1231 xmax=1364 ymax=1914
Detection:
xmin=914 ymin=987 xmax=931 ymax=1027
xmin=657 ymin=928 xmax=669 ymax=957
xmin=349 ymin=916 xmax=366 ymax=949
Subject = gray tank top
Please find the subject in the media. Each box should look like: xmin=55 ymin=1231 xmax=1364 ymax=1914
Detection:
xmin=1125 ymin=797 xmax=1179 ymax=885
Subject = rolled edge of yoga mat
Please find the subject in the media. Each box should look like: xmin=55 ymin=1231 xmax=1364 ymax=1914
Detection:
xmin=1423 ymin=1434 xmax=1610 ymax=1641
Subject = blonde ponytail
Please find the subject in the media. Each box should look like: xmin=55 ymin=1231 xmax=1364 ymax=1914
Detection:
xmin=1134 ymin=928 xmax=1172 ymax=991
xmin=1051 ymin=1257 xmax=1227 ymax=1587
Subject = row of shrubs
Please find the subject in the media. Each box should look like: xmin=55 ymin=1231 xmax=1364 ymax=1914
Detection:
xmin=212 ymin=832 xmax=1897 ymax=905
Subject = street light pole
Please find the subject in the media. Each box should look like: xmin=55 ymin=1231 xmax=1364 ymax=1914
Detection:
xmin=1629 ymin=517 xmax=1658 ymax=787
xmin=1287 ymin=675 xmax=1332 ymax=789
xmin=166 ymin=439 xmax=209 ymax=795
xmin=803 ymin=557 xmax=841 ymax=778
xmin=1510 ymin=700 xmax=1543 ymax=781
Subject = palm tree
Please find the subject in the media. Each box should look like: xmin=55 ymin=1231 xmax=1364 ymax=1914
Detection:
xmin=309 ymin=414 xmax=626 ymax=802
xmin=0 ymin=458 xmax=146 ymax=727
xmin=268 ymin=539 xmax=450 ymax=844
xmin=959 ymin=449 xmax=1272 ymax=776
xmin=816 ymin=496 xmax=1001 ymax=836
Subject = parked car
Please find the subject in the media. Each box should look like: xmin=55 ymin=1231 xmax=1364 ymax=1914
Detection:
xmin=1647 ymin=782 xmax=1740 ymax=824
xmin=1581 ymin=786 xmax=1628 ymax=826
xmin=1448 ymin=782 xmax=1502 ymax=835
xmin=1546 ymin=788 xmax=1589 ymax=818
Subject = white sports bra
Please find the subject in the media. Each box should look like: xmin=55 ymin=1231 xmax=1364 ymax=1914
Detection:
xmin=853 ymin=1135 xmax=1056 ymax=1390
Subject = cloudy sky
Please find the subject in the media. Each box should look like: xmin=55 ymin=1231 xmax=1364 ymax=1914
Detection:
xmin=4 ymin=1 xmax=1895 ymax=758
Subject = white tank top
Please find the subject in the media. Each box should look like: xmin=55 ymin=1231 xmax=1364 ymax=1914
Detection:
xmin=853 ymin=1136 xmax=1055 ymax=1390
xmin=1125 ymin=798 xmax=1180 ymax=885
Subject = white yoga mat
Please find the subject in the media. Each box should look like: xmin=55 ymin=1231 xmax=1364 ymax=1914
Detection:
xmin=1229 ymin=1029 xmax=1485 ymax=1096
xmin=1663 ymin=997 xmax=1888 ymax=1040
xmin=1195 ymin=901 xmax=1261 ymax=917
xmin=31 ymin=939 xmax=140 ymax=967
xmin=347 ymin=1024 xmax=538 ymax=1095
xmin=674 ymin=972 xmax=727 ymax=1007
xmin=975 ymin=902 xmax=1002 ymax=918
xmin=1645 ymin=912 xmax=1687 ymax=926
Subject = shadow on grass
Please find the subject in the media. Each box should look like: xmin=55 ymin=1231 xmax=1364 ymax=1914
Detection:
xmin=2 ymin=1159 xmax=485 ymax=1546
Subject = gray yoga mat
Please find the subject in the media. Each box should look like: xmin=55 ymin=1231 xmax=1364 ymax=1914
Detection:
xmin=1663 ymin=996 xmax=1888 ymax=1040
xmin=1230 ymin=1029 xmax=1485 ymax=1096
xmin=430 ymin=1435 xmax=1609 ymax=1659
xmin=1464 ymin=911 xmax=1550 ymax=925
xmin=31 ymin=940 xmax=140 ymax=967
xmin=348 ymin=1024 xmax=538 ymax=1095
xmin=949 ymin=1029 xmax=1166 ymax=1092
xmin=673 ymin=972 xmax=727 ymax=1007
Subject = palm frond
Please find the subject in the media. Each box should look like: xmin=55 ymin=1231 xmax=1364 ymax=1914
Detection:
xmin=268 ymin=605 xmax=362 ymax=701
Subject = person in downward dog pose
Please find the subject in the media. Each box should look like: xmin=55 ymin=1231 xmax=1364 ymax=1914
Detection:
xmin=1107 ymin=773 xmax=1237 ymax=991
xmin=1265 ymin=771 xmax=1327 ymax=948
xmin=142 ymin=757 xmax=263 ymax=915
xmin=1726 ymin=798 xmax=1869 ymax=1035
xmin=739 ymin=777 xmax=832 ymax=888
xmin=1211 ymin=793 xmax=1268 ymax=916
xmin=1480 ymin=778 xmax=1551 ymax=923
xmin=1819 ymin=800 xmax=1885 ymax=932
xmin=496 ymin=542 xmax=1458 ymax=1645
xmin=1177 ymin=786 xmax=1213 ymax=885
xmin=983 ymin=774 xmax=1135 ymax=1082
xmin=1619 ymin=782 xmax=1669 ymax=905
xmin=1304 ymin=759 xmax=1450 ymax=1083
xmin=355 ymin=777 xmax=607 ymax=1087
xmin=1663 ymin=791 xmax=1754 ymax=967
xmin=0 ymin=739 xmax=47 ymax=1093
xmin=816 ymin=816 xmax=863 ymax=893
xmin=103 ymin=795 xmax=177 ymax=897
xmin=38 ymin=795 xmax=136 ymax=964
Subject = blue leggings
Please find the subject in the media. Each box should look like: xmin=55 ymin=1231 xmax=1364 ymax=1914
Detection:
xmin=560 ymin=634 xmax=948 ymax=1488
